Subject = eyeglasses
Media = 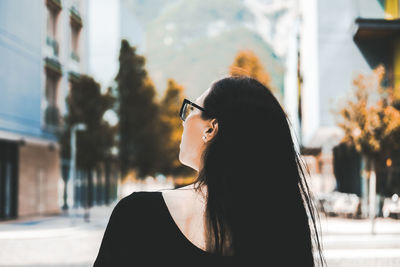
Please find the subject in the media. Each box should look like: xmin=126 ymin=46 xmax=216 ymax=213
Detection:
xmin=179 ymin=98 xmax=206 ymax=121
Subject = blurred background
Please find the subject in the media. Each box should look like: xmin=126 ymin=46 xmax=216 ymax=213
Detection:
xmin=0 ymin=0 xmax=400 ymax=266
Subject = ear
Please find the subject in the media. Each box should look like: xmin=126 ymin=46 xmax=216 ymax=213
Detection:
xmin=203 ymin=118 xmax=218 ymax=142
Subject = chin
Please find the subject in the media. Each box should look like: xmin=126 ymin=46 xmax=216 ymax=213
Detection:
xmin=178 ymin=150 xmax=183 ymax=163
xmin=179 ymin=155 xmax=197 ymax=171
xmin=179 ymin=155 xmax=189 ymax=168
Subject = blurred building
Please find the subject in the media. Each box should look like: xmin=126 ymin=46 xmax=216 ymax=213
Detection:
xmin=286 ymin=0 xmax=400 ymax=198
xmin=0 ymin=0 xmax=88 ymax=220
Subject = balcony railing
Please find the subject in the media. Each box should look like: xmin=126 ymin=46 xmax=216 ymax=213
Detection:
xmin=70 ymin=6 xmax=83 ymax=28
xmin=46 ymin=36 xmax=59 ymax=57
xmin=46 ymin=0 xmax=62 ymax=12
xmin=70 ymin=51 xmax=80 ymax=62
xmin=44 ymin=105 xmax=61 ymax=130
xmin=68 ymin=71 xmax=81 ymax=83
xmin=44 ymin=57 xmax=62 ymax=76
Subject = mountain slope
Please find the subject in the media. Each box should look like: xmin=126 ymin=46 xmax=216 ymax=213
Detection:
xmin=121 ymin=0 xmax=293 ymax=100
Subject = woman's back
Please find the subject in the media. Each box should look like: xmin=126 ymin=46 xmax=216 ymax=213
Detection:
xmin=93 ymin=190 xmax=236 ymax=267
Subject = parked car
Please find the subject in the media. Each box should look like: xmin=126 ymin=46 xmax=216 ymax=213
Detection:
xmin=382 ymin=194 xmax=400 ymax=219
xmin=316 ymin=191 xmax=361 ymax=218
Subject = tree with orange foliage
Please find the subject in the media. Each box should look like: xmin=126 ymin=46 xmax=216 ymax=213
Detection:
xmin=334 ymin=65 xmax=400 ymax=224
xmin=229 ymin=50 xmax=273 ymax=90
xmin=159 ymin=79 xmax=195 ymax=179
xmin=335 ymin=65 xmax=400 ymax=166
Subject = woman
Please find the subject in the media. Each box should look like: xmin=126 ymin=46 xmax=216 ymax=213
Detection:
xmin=93 ymin=76 xmax=325 ymax=266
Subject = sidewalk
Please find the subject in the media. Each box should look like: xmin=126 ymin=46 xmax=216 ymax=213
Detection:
xmin=0 ymin=180 xmax=174 ymax=239
xmin=320 ymin=216 xmax=400 ymax=235
xmin=320 ymin=216 xmax=400 ymax=267
xmin=0 ymin=202 xmax=117 ymax=239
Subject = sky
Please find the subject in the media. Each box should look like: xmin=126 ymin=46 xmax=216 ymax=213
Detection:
xmin=87 ymin=0 xmax=120 ymax=92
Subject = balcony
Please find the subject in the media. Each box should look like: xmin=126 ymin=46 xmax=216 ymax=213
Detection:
xmin=70 ymin=6 xmax=82 ymax=29
xmin=353 ymin=18 xmax=400 ymax=41
xmin=353 ymin=18 xmax=400 ymax=68
xmin=44 ymin=57 xmax=62 ymax=76
xmin=70 ymin=51 xmax=80 ymax=62
xmin=68 ymin=71 xmax=81 ymax=83
xmin=46 ymin=0 xmax=62 ymax=13
xmin=46 ymin=36 xmax=59 ymax=57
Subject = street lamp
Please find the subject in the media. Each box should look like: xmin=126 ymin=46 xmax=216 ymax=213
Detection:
xmin=70 ymin=123 xmax=86 ymax=226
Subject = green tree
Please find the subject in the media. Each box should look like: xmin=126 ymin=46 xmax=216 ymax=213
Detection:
xmin=59 ymin=75 xmax=116 ymax=208
xmin=159 ymin=79 xmax=195 ymax=177
xmin=115 ymin=39 xmax=161 ymax=179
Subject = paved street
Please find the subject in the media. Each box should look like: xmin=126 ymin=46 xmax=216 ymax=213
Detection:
xmin=0 ymin=205 xmax=113 ymax=267
xmin=319 ymin=216 xmax=400 ymax=267
xmin=1 ymin=189 xmax=400 ymax=266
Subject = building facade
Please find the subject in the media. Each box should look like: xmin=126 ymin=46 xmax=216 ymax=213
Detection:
xmin=0 ymin=0 xmax=88 ymax=220
xmin=285 ymin=0 xmax=400 ymax=200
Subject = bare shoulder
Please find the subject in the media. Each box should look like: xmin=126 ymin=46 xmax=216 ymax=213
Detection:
xmin=162 ymin=184 xmax=207 ymax=219
xmin=162 ymin=183 xmax=206 ymax=204
xmin=162 ymin=184 xmax=196 ymax=207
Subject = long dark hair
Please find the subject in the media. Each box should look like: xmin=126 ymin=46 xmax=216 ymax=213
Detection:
xmin=195 ymin=76 xmax=325 ymax=266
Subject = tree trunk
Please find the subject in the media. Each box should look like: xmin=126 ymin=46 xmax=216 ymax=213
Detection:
xmin=105 ymin=161 xmax=111 ymax=205
xmin=363 ymin=155 xmax=377 ymax=235
xmin=368 ymin=159 xmax=376 ymax=235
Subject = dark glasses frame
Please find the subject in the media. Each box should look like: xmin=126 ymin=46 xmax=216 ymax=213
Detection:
xmin=179 ymin=98 xmax=206 ymax=121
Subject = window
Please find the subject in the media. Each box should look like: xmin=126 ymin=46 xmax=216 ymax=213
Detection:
xmin=44 ymin=72 xmax=61 ymax=129
xmin=70 ymin=2 xmax=82 ymax=62
xmin=71 ymin=26 xmax=81 ymax=62
xmin=46 ymin=0 xmax=61 ymax=56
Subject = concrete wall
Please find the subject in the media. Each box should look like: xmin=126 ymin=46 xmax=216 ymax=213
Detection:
xmin=300 ymin=0 xmax=387 ymax=145
xmin=316 ymin=0 xmax=379 ymax=128
xmin=18 ymin=144 xmax=61 ymax=217
xmin=0 ymin=0 xmax=46 ymax=138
